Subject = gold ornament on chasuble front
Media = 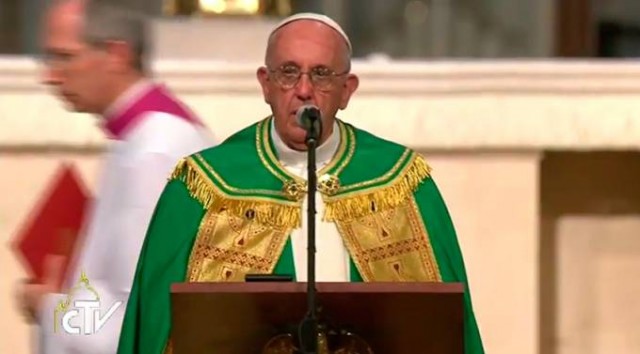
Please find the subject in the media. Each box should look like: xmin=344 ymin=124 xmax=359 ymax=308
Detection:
xmin=282 ymin=179 xmax=307 ymax=201
xmin=334 ymin=197 xmax=442 ymax=282
xmin=187 ymin=208 xmax=292 ymax=282
xmin=281 ymin=173 xmax=341 ymax=201
xmin=318 ymin=174 xmax=341 ymax=196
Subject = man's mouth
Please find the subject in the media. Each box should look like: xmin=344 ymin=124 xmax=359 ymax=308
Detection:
xmin=60 ymin=92 xmax=75 ymax=100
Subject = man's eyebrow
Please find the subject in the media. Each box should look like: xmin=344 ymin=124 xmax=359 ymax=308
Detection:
xmin=276 ymin=61 xmax=300 ymax=68
xmin=44 ymin=46 xmax=74 ymax=55
xmin=276 ymin=62 xmax=334 ymax=70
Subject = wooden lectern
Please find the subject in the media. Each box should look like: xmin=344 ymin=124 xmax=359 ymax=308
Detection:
xmin=170 ymin=282 xmax=464 ymax=354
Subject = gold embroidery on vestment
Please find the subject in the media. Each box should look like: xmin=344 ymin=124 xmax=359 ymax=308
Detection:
xmin=323 ymin=152 xmax=432 ymax=222
xmin=334 ymin=196 xmax=441 ymax=282
xmin=170 ymin=156 xmax=301 ymax=228
xmin=187 ymin=208 xmax=292 ymax=282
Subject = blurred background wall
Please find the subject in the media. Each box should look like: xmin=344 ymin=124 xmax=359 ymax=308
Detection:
xmin=2 ymin=1 xmax=640 ymax=353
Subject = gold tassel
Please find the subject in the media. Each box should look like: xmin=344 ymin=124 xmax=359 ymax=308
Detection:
xmin=324 ymin=153 xmax=431 ymax=222
xmin=170 ymin=158 xmax=301 ymax=228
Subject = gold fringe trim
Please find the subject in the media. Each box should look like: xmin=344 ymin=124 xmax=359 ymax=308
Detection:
xmin=163 ymin=338 xmax=173 ymax=354
xmin=170 ymin=158 xmax=301 ymax=228
xmin=323 ymin=153 xmax=432 ymax=222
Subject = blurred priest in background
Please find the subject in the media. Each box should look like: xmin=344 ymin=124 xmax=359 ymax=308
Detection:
xmin=15 ymin=0 xmax=215 ymax=353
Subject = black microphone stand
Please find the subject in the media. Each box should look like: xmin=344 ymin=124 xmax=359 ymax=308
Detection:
xmin=298 ymin=116 xmax=321 ymax=354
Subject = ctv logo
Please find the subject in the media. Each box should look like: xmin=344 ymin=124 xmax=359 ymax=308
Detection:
xmin=53 ymin=271 xmax=122 ymax=335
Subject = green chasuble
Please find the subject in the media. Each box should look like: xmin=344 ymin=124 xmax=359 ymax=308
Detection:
xmin=117 ymin=117 xmax=485 ymax=354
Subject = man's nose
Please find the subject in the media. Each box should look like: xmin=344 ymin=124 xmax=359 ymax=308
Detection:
xmin=41 ymin=66 xmax=62 ymax=86
xmin=294 ymin=73 xmax=314 ymax=101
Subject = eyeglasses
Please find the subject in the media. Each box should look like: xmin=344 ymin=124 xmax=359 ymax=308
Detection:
xmin=41 ymin=41 xmax=109 ymax=69
xmin=268 ymin=65 xmax=348 ymax=91
xmin=41 ymin=51 xmax=80 ymax=68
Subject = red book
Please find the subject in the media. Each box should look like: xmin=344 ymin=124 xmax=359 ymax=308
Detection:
xmin=10 ymin=162 xmax=91 ymax=290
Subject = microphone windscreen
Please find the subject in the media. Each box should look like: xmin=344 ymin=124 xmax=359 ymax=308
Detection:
xmin=296 ymin=104 xmax=321 ymax=127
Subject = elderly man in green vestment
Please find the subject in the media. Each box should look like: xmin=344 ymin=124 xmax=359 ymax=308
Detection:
xmin=117 ymin=12 xmax=485 ymax=354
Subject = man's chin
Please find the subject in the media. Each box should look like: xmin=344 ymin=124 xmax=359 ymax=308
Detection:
xmin=283 ymin=138 xmax=309 ymax=151
xmin=65 ymin=106 xmax=83 ymax=113
xmin=62 ymin=101 xmax=88 ymax=114
xmin=57 ymin=95 xmax=87 ymax=113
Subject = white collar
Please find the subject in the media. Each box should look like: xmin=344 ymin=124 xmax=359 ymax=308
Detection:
xmin=270 ymin=119 xmax=340 ymax=169
xmin=103 ymin=78 xmax=154 ymax=120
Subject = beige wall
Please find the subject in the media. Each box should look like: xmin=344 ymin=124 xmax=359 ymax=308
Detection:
xmin=2 ymin=58 xmax=640 ymax=354
xmin=425 ymin=152 xmax=540 ymax=354
xmin=541 ymin=152 xmax=640 ymax=354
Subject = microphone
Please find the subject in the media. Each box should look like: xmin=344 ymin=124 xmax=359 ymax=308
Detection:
xmin=295 ymin=103 xmax=321 ymax=353
xmin=296 ymin=104 xmax=322 ymax=143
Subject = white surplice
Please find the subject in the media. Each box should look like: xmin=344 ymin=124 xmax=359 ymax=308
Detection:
xmin=38 ymin=80 xmax=215 ymax=354
xmin=270 ymin=121 xmax=350 ymax=282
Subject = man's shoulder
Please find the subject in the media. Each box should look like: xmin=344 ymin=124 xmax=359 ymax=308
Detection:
xmin=133 ymin=111 xmax=204 ymax=135
xmin=175 ymin=119 xmax=267 ymax=184
xmin=339 ymin=121 xmax=427 ymax=184
xmin=190 ymin=119 xmax=259 ymax=162
xmin=324 ymin=121 xmax=433 ymax=223
xmin=348 ymin=122 xmax=409 ymax=155
xmin=167 ymin=118 xmax=298 ymax=228
xmin=125 ymin=111 xmax=215 ymax=156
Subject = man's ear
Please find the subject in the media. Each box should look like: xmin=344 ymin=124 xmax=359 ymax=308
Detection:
xmin=339 ymin=73 xmax=359 ymax=109
xmin=256 ymin=66 xmax=271 ymax=104
xmin=104 ymin=40 xmax=136 ymax=73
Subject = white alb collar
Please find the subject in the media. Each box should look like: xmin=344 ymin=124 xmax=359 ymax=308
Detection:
xmin=270 ymin=119 xmax=340 ymax=169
